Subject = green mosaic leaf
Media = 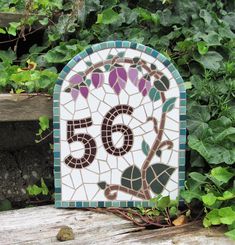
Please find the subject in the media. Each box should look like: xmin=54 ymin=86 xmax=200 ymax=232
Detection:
xmin=156 ymin=150 xmax=162 ymax=157
xmin=104 ymin=64 xmax=111 ymax=71
xmin=149 ymin=87 xmax=160 ymax=101
xmin=97 ymin=181 xmax=107 ymax=190
xmin=146 ymin=163 xmax=175 ymax=194
xmin=142 ymin=140 xmax=150 ymax=156
xmin=85 ymin=61 xmax=92 ymax=66
xmin=121 ymin=165 xmax=142 ymax=191
xmin=162 ymin=97 xmax=177 ymax=113
xmin=154 ymin=75 xmax=170 ymax=91
xmin=117 ymin=51 xmax=125 ymax=57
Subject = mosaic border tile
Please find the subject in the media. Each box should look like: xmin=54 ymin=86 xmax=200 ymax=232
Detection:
xmin=53 ymin=40 xmax=186 ymax=208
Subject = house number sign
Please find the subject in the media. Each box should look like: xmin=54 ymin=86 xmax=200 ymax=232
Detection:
xmin=53 ymin=41 xmax=186 ymax=208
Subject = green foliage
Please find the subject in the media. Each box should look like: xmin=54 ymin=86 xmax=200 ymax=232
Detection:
xmin=27 ymin=178 xmax=49 ymax=196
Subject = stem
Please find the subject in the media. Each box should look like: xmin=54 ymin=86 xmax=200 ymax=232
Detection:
xmin=104 ymin=184 xmax=145 ymax=200
xmin=141 ymin=93 xmax=166 ymax=199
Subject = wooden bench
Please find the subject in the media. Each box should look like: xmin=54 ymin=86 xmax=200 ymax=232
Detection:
xmin=0 ymin=205 xmax=233 ymax=244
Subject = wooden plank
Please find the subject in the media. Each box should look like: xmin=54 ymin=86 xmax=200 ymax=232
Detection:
xmin=0 ymin=205 xmax=233 ymax=244
xmin=0 ymin=94 xmax=52 ymax=121
xmin=0 ymin=12 xmax=44 ymax=27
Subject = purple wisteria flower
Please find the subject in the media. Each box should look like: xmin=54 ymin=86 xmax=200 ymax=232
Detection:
xmin=138 ymin=75 xmax=151 ymax=96
xmin=91 ymin=69 xmax=105 ymax=88
xmin=128 ymin=65 xmax=138 ymax=85
xmin=109 ymin=64 xmax=127 ymax=95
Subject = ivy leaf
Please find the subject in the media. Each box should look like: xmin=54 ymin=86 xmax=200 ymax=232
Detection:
xmin=225 ymin=229 xmax=235 ymax=240
xmin=142 ymin=140 xmax=150 ymax=156
xmin=157 ymin=196 xmax=170 ymax=209
xmin=39 ymin=115 xmax=49 ymax=131
xmin=219 ymin=207 xmax=235 ymax=225
xmin=121 ymin=165 xmax=142 ymax=191
xmin=146 ymin=163 xmax=175 ymax=194
xmin=198 ymin=51 xmax=223 ymax=71
xmin=189 ymin=172 xmax=207 ymax=183
xmin=210 ymin=167 xmax=234 ymax=184
xmin=0 ymin=28 xmax=6 ymax=34
xmin=162 ymin=97 xmax=177 ymax=113
xmin=7 ymin=22 xmax=21 ymax=36
xmin=197 ymin=41 xmax=208 ymax=55
xmin=154 ymin=75 xmax=170 ymax=91
xmin=97 ymin=8 xmax=119 ymax=24
xmin=41 ymin=178 xmax=49 ymax=195
xmin=203 ymin=209 xmax=221 ymax=227
xmin=149 ymin=87 xmax=160 ymax=101
xmin=202 ymin=193 xmax=217 ymax=206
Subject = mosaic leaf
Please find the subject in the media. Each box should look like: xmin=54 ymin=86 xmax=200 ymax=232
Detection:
xmin=128 ymin=65 xmax=138 ymax=85
xmin=146 ymin=163 xmax=175 ymax=194
xmin=117 ymin=51 xmax=125 ymax=57
xmin=97 ymin=181 xmax=107 ymax=190
xmin=121 ymin=165 xmax=142 ymax=191
xmin=133 ymin=57 xmax=140 ymax=63
xmin=104 ymin=64 xmax=111 ymax=71
xmin=149 ymin=87 xmax=160 ymax=101
xmin=151 ymin=63 xmax=157 ymax=70
xmin=69 ymin=73 xmax=83 ymax=85
xmin=138 ymin=74 xmax=151 ymax=96
xmin=91 ymin=68 xmax=104 ymax=88
xmin=162 ymin=97 xmax=177 ymax=113
xmin=154 ymin=75 xmax=170 ymax=91
xmin=142 ymin=140 xmax=150 ymax=156
xmin=109 ymin=64 xmax=127 ymax=94
xmin=156 ymin=150 xmax=162 ymax=157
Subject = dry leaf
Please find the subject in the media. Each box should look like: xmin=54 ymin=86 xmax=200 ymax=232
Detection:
xmin=172 ymin=215 xmax=188 ymax=226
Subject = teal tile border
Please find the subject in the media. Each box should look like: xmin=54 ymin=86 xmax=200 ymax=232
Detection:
xmin=53 ymin=40 xmax=186 ymax=208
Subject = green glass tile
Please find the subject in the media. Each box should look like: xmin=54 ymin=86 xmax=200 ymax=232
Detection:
xmin=53 ymin=108 xmax=59 ymax=116
xmin=55 ymin=179 xmax=61 ymax=187
xmin=53 ymin=93 xmax=60 ymax=100
xmin=157 ymin=53 xmax=166 ymax=62
xmin=123 ymin=41 xmax=130 ymax=48
xmin=179 ymin=158 xmax=185 ymax=165
xmin=67 ymin=59 xmax=77 ymax=68
xmin=53 ymin=129 xmax=60 ymax=137
xmin=180 ymin=100 xmax=186 ymax=106
xmin=92 ymin=44 xmax=101 ymax=51
xmin=90 ymin=201 xmax=97 ymax=207
xmin=112 ymin=202 xmax=119 ymax=207
xmin=62 ymin=202 xmax=69 ymax=208
xmin=53 ymin=116 xmax=59 ymax=122
xmin=83 ymin=202 xmax=89 ymax=208
xmin=180 ymin=121 xmax=186 ymax=128
xmin=101 ymin=42 xmax=107 ymax=49
xmin=179 ymin=172 xmax=185 ymax=179
xmin=179 ymin=84 xmax=186 ymax=92
xmin=136 ymin=43 xmax=145 ymax=51
xmin=145 ymin=47 xmax=152 ymax=54
xmin=105 ymin=201 xmax=112 ymax=207
xmin=142 ymin=201 xmax=148 ymax=207
xmin=168 ymin=64 xmax=175 ymax=72
xmin=54 ymin=172 xmax=60 ymax=178
xmin=180 ymin=107 xmax=186 ymax=114
xmin=53 ymin=101 xmax=59 ymax=107
xmin=54 ymin=84 xmax=61 ymax=92
xmin=172 ymin=70 xmax=180 ymax=79
xmin=134 ymin=201 xmax=141 ymax=207
xmin=179 ymin=151 xmax=185 ymax=158
xmin=55 ymin=201 xmax=61 ymax=208
xmin=54 ymin=143 xmax=60 ymax=151
xmin=58 ymin=70 xmax=67 ymax=80
xmin=79 ymin=51 xmax=88 ymax=59
xmin=176 ymin=77 xmax=184 ymax=84
xmin=69 ymin=202 xmax=75 ymax=207
xmin=54 ymin=193 xmax=61 ymax=201
xmin=107 ymin=41 xmax=115 ymax=48
xmin=180 ymin=137 xmax=186 ymax=143
xmin=120 ymin=201 xmax=126 ymax=207
xmin=116 ymin=41 xmax=122 ymax=48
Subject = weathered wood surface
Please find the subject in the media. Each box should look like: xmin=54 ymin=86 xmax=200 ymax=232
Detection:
xmin=0 ymin=205 xmax=233 ymax=245
xmin=0 ymin=12 xmax=44 ymax=27
xmin=0 ymin=94 xmax=52 ymax=121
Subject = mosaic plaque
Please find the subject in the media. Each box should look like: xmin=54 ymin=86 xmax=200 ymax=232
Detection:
xmin=53 ymin=41 xmax=186 ymax=208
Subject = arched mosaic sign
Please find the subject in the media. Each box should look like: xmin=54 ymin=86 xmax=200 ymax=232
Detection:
xmin=53 ymin=41 xmax=186 ymax=208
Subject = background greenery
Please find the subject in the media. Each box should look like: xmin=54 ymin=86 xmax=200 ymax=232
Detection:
xmin=0 ymin=0 xmax=234 ymax=239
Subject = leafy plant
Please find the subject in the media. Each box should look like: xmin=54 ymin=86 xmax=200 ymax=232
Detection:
xmin=27 ymin=178 xmax=49 ymax=196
